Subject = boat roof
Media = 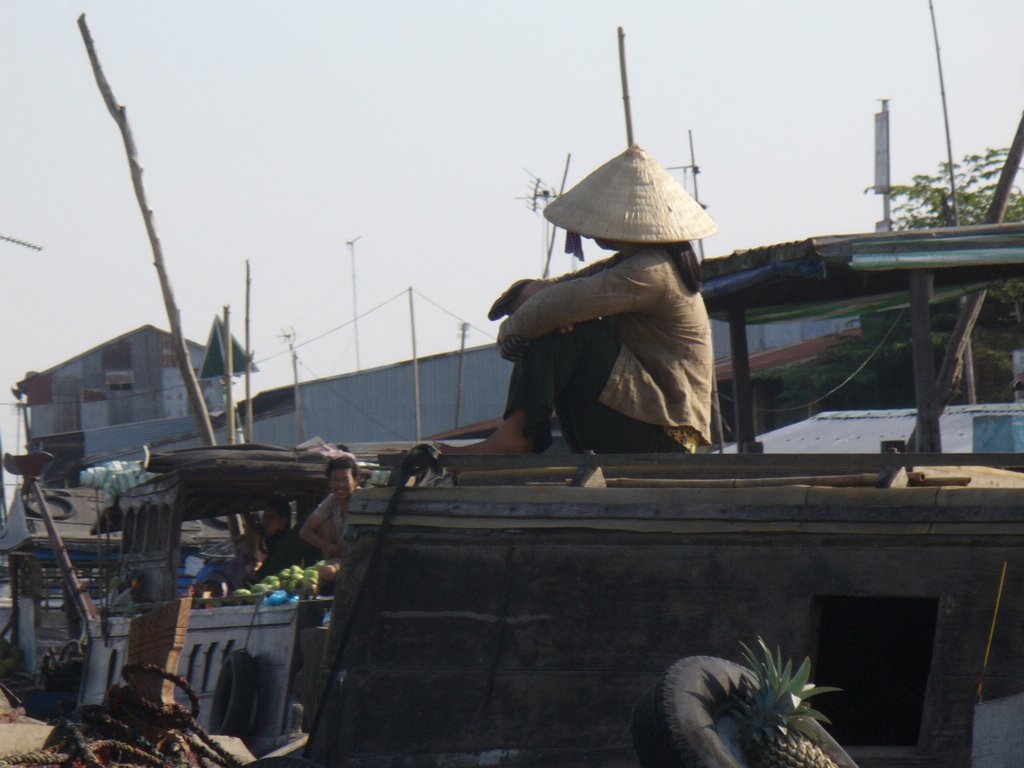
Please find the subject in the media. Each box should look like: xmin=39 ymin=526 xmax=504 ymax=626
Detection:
xmin=701 ymin=223 xmax=1024 ymax=322
xmin=115 ymin=445 xmax=330 ymax=522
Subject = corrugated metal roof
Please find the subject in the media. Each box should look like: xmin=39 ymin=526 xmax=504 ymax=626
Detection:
xmin=83 ymin=416 xmax=206 ymax=463
xmin=702 ymin=223 xmax=1024 ymax=323
xmin=15 ymin=324 xmax=205 ymax=391
xmin=746 ymin=403 xmax=1024 ymax=454
xmin=249 ymin=344 xmax=514 ymax=447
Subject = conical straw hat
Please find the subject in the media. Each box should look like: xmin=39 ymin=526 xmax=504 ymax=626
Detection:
xmin=544 ymin=145 xmax=717 ymax=243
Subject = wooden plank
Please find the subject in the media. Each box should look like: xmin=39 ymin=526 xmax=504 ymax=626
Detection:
xmin=605 ymin=473 xmax=881 ymax=488
xmin=378 ymin=451 xmax=1024 ymax=473
xmin=125 ymin=598 xmax=191 ymax=704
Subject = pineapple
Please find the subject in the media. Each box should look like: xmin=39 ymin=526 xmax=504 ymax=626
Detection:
xmin=722 ymin=638 xmax=841 ymax=768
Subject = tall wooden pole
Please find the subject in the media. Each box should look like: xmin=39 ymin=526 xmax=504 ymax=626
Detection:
xmin=78 ymin=15 xmax=215 ymax=446
xmin=986 ymin=112 xmax=1024 ymax=225
xmin=617 ymin=27 xmax=634 ymax=147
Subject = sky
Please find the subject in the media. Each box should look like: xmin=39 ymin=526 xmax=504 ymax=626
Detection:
xmin=2 ymin=1 xmax=1024 ymax=496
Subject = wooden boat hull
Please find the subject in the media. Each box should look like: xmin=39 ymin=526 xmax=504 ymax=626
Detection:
xmin=307 ymin=481 xmax=1024 ymax=768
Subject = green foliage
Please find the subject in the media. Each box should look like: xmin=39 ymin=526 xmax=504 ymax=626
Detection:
xmin=757 ymin=148 xmax=1024 ymax=414
xmin=890 ymin=147 xmax=1024 ymax=229
xmin=725 ymin=637 xmax=840 ymax=749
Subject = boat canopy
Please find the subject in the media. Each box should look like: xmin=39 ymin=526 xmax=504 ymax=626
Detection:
xmin=702 ymin=222 xmax=1024 ymax=322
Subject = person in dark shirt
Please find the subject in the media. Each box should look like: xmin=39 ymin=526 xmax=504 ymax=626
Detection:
xmin=252 ymin=498 xmax=321 ymax=578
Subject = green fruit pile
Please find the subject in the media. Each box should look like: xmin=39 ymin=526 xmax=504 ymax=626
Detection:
xmin=0 ymin=637 xmax=24 ymax=678
xmin=231 ymin=561 xmax=325 ymax=599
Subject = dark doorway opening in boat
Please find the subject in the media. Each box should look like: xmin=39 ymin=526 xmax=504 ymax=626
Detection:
xmin=813 ymin=595 xmax=938 ymax=746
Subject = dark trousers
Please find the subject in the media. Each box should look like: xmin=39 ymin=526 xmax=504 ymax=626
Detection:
xmin=503 ymin=319 xmax=684 ymax=454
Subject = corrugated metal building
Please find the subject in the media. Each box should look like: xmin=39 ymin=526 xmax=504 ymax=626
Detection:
xmin=249 ymin=343 xmax=514 ymax=447
xmin=21 ymin=317 xmax=858 ymax=477
xmin=16 ymin=325 xmax=218 ymax=435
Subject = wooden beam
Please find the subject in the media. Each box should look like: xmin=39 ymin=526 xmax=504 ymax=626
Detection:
xmin=125 ymin=598 xmax=191 ymax=705
xmin=909 ymin=271 xmax=941 ymax=452
xmin=379 ymin=451 xmax=1024 ymax=471
xmin=728 ymin=306 xmax=756 ymax=449
xmin=907 ymin=111 xmax=1024 ymax=449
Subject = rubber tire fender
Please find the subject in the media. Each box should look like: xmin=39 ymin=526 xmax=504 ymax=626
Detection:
xmin=209 ymin=649 xmax=259 ymax=736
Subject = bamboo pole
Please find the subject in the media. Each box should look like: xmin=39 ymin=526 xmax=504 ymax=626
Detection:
xmin=928 ymin=0 xmax=960 ymax=227
xmin=617 ymin=27 xmax=634 ymax=147
xmin=606 ymin=474 xmax=882 ymax=489
xmin=977 ymin=561 xmax=1008 ymax=702
xmin=77 ymin=15 xmax=215 ymax=446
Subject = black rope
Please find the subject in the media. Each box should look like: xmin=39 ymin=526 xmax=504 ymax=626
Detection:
xmin=0 ymin=663 xmax=240 ymax=768
xmin=304 ymin=458 xmax=420 ymax=758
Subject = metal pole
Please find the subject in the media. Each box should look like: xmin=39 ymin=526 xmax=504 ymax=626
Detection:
xmin=454 ymin=322 xmax=468 ymax=428
xmin=244 ymin=260 xmax=254 ymax=442
xmin=408 ymin=288 xmax=422 ymax=442
xmin=284 ymin=330 xmax=304 ymax=446
xmin=875 ymin=99 xmax=892 ymax=232
xmin=542 ymin=153 xmax=572 ymax=279
xmin=346 ymin=236 xmax=363 ymax=370
xmin=928 ymin=0 xmax=960 ymax=226
xmin=617 ymin=27 xmax=634 ymax=147
xmin=223 ymin=306 xmax=235 ymax=444
xmin=688 ymin=130 xmax=705 ymax=261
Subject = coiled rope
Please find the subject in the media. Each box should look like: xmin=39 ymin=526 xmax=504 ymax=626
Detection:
xmin=0 ymin=663 xmax=242 ymax=768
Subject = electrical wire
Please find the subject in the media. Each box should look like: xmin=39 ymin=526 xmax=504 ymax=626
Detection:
xmin=411 ymin=289 xmax=496 ymax=340
xmin=720 ymin=309 xmax=907 ymax=415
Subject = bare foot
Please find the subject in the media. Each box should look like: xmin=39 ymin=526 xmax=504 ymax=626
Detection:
xmin=438 ymin=410 xmax=535 ymax=454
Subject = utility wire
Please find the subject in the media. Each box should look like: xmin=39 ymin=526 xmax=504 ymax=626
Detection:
xmin=719 ymin=310 xmax=907 ymax=414
xmin=254 ymin=288 xmax=409 ymax=365
xmin=410 ymin=289 xmax=496 ymax=340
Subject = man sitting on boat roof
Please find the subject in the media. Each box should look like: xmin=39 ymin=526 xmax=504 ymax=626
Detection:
xmin=444 ymin=144 xmax=717 ymax=455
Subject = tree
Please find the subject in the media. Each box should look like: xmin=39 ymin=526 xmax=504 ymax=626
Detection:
xmin=756 ymin=148 xmax=1024 ymax=416
xmin=890 ymin=147 xmax=1024 ymax=228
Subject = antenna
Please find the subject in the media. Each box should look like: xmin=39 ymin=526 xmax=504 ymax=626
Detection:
xmin=517 ymin=170 xmax=556 ymax=213
xmin=518 ymin=163 xmax=573 ymax=277
xmin=345 ymin=236 xmax=362 ymax=370
xmin=0 ymin=233 xmax=43 ymax=251
xmin=928 ymin=0 xmax=959 ymax=226
xmin=279 ymin=328 xmax=304 ymax=445
xmin=667 ymin=130 xmax=708 ymax=260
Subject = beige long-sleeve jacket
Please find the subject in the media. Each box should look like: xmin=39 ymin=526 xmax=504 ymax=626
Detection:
xmin=501 ymin=247 xmax=713 ymax=443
